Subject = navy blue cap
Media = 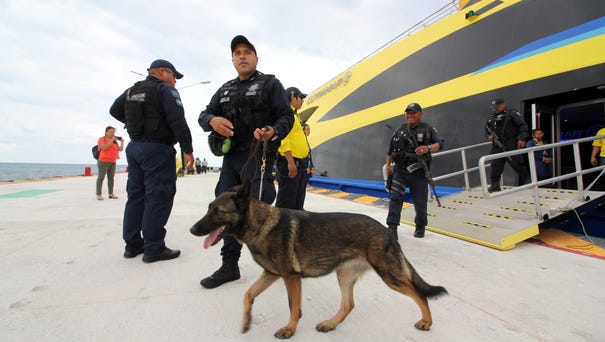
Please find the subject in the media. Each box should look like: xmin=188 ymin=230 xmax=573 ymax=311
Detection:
xmin=285 ymin=87 xmax=307 ymax=99
xmin=405 ymin=103 xmax=422 ymax=113
xmin=490 ymin=98 xmax=505 ymax=108
xmin=147 ymin=59 xmax=183 ymax=79
xmin=231 ymin=35 xmax=256 ymax=54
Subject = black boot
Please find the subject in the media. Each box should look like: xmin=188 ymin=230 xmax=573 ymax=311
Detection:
xmin=488 ymin=184 xmax=501 ymax=193
xmin=388 ymin=225 xmax=398 ymax=239
xmin=414 ymin=227 xmax=425 ymax=238
xmin=200 ymin=262 xmax=240 ymax=289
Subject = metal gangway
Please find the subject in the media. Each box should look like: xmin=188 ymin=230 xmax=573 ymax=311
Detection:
xmin=398 ymin=136 xmax=605 ymax=250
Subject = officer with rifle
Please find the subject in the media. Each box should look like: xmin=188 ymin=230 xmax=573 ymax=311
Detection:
xmin=385 ymin=103 xmax=444 ymax=239
xmin=484 ymin=98 xmax=529 ymax=192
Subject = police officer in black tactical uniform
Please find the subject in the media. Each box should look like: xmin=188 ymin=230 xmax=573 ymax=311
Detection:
xmin=386 ymin=103 xmax=443 ymax=239
xmin=197 ymin=35 xmax=294 ymax=289
xmin=484 ymin=98 xmax=530 ymax=192
xmin=110 ymin=59 xmax=194 ymax=263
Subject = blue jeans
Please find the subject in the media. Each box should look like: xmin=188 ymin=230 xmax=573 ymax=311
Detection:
xmin=122 ymin=142 xmax=177 ymax=255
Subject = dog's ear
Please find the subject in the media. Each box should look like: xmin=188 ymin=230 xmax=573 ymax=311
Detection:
xmin=234 ymin=179 xmax=252 ymax=208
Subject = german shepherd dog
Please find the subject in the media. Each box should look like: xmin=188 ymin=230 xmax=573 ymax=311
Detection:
xmin=190 ymin=182 xmax=447 ymax=339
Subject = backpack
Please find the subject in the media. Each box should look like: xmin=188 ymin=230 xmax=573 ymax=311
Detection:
xmin=92 ymin=145 xmax=100 ymax=160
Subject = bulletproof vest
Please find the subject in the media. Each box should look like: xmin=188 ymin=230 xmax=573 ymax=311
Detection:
xmin=391 ymin=122 xmax=431 ymax=164
xmin=216 ymin=73 xmax=274 ymax=150
xmin=124 ymin=79 xmax=171 ymax=142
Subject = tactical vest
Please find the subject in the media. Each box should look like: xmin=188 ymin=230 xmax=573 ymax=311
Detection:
xmin=216 ymin=73 xmax=274 ymax=150
xmin=390 ymin=122 xmax=432 ymax=165
xmin=124 ymin=79 xmax=171 ymax=143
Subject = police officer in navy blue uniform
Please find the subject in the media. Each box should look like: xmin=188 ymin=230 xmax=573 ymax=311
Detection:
xmin=110 ymin=59 xmax=194 ymax=263
xmin=197 ymin=35 xmax=294 ymax=289
xmin=385 ymin=103 xmax=443 ymax=239
xmin=484 ymin=98 xmax=530 ymax=192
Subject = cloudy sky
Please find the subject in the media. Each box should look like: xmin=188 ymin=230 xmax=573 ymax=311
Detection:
xmin=0 ymin=0 xmax=448 ymax=167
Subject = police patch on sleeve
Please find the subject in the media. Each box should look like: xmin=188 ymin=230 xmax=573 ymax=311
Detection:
xmin=171 ymin=89 xmax=183 ymax=107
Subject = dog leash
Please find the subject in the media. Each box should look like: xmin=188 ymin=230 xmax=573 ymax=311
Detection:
xmin=258 ymin=140 xmax=268 ymax=200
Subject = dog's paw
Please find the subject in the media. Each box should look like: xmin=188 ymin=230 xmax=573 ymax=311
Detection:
xmin=315 ymin=320 xmax=337 ymax=333
xmin=274 ymin=326 xmax=295 ymax=339
xmin=414 ymin=319 xmax=432 ymax=331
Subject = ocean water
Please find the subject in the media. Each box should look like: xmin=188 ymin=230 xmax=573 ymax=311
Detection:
xmin=0 ymin=163 xmax=128 ymax=182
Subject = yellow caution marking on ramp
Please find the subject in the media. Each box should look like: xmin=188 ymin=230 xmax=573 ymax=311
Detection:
xmin=546 ymin=189 xmax=577 ymax=194
xmin=516 ymin=201 xmax=547 ymax=206
xmin=539 ymin=195 xmax=563 ymax=200
xmin=463 ymin=220 xmax=491 ymax=229
xmin=501 ymin=206 xmax=532 ymax=213
xmin=484 ymin=212 xmax=514 ymax=220
xmin=452 ymin=200 xmax=473 ymax=205
xmin=466 ymin=195 xmax=486 ymax=199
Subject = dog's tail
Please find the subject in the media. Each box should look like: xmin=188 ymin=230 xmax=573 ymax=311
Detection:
xmin=407 ymin=260 xmax=448 ymax=299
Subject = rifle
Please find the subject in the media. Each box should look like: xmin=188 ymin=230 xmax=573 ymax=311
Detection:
xmin=485 ymin=119 xmax=526 ymax=169
xmin=418 ymin=155 xmax=441 ymax=207
xmin=405 ymin=126 xmax=441 ymax=207
xmin=485 ymin=120 xmax=513 ymax=162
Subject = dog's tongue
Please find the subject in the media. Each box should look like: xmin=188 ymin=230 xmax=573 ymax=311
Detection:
xmin=203 ymin=228 xmax=222 ymax=249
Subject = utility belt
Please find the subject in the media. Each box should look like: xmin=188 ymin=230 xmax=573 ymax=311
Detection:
xmin=394 ymin=153 xmax=426 ymax=174
xmin=130 ymin=137 xmax=173 ymax=146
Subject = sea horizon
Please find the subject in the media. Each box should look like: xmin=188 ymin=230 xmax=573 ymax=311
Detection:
xmin=0 ymin=162 xmax=128 ymax=182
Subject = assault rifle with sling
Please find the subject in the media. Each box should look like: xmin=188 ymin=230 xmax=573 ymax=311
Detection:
xmin=405 ymin=127 xmax=442 ymax=207
xmin=486 ymin=119 xmax=517 ymax=164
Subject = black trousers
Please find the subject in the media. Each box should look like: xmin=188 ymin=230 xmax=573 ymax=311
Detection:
xmin=490 ymin=154 xmax=529 ymax=185
xmin=386 ymin=166 xmax=428 ymax=229
xmin=275 ymin=156 xmax=308 ymax=210
xmin=216 ymin=150 xmax=276 ymax=263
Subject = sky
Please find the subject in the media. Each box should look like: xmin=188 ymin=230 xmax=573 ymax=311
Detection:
xmin=0 ymin=0 xmax=449 ymax=167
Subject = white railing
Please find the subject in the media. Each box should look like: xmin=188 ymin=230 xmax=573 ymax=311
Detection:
xmin=478 ymin=135 xmax=605 ymax=218
xmin=431 ymin=141 xmax=492 ymax=190
xmin=425 ymin=135 xmax=605 ymax=219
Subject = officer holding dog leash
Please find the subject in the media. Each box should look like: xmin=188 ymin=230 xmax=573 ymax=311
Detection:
xmin=197 ymin=35 xmax=293 ymax=289
xmin=385 ymin=103 xmax=443 ymax=239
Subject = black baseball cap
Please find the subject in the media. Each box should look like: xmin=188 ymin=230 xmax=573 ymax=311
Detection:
xmin=404 ymin=103 xmax=422 ymax=113
xmin=285 ymin=87 xmax=307 ymax=99
xmin=148 ymin=59 xmax=183 ymax=79
xmin=490 ymin=98 xmax=505 ymax=108
xmin=231 ymin=35 xmax=256 ymax=54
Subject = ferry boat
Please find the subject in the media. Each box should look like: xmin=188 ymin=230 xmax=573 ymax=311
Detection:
xmin=301 ymin=0 xmax=605 ymax=188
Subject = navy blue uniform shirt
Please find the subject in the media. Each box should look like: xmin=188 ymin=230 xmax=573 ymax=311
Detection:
xmin=110 ymin=75 xmax=194 ymax=153
xmin=198 ymin=71 xmax=293 ymax=142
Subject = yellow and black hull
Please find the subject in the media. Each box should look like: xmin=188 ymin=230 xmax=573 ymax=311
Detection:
xmin=301 ymin=0 xmax=605 ymax=181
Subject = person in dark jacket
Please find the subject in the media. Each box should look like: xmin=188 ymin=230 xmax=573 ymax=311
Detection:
xmin=484 ymin=98 xmax=530 ymax=192
xmin=526 ymin=128 xmax=553 ymax=182
xmin=110 ymin=59 xmax=194 ymax=263
xmin=197 ymin=35 xmax=293 ymax=289
xmin=385 ymin=103 xmax=443 ymax=239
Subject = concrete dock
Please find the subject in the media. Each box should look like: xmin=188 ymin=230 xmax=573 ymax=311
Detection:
xmin=1 ymin=173 xmax=604 ymax=341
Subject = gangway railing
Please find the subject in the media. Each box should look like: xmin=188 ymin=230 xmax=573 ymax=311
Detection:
xmin=431 ymin=141 xmax=492 ymax=190
xmin=478 ymin=135 xmax=605 ymax=219
xmin=426 ymin=135 xmax=605 ymax=220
